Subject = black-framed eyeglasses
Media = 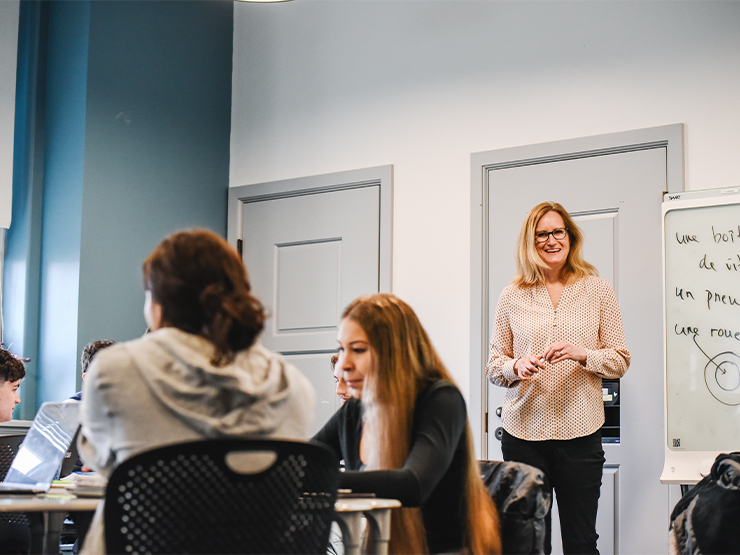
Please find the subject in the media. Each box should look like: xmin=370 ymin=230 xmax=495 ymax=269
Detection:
xmin=535 ymin=228 xmax=568 ymax=243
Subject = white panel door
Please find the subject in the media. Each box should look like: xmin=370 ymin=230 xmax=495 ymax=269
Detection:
xmin=473 ymin=126 xmax=683 ymax=555
xmin=229 ymin=166 xmax=392 ymax=437
xmin=241 ymin=187 xmax=379 ymax=435
xmin=242 ymin=186 xmax=380 ymax=352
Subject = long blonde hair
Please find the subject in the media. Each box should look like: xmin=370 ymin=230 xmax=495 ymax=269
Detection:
xmin=343 ymin=294 xmax=501 ymax=554
xmin=513 ymin=201 xmax=597 ymax=287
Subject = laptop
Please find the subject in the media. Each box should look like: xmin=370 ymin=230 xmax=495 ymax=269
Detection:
xmin=0 ymin=401 xmax=80 ymax=493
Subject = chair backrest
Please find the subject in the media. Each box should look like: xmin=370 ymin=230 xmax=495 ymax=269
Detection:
xmin=670 ymin=452 xmax=740 ymax=555
xmin=0 ymin=435 xmax=31 ymax=528
xmin=479 ymin=460 xmax=551 ymax=555
xmin=104 ymin=439 xmax=341 ymax=555
xmin=0 ymin=435 xmax=25 ymax=480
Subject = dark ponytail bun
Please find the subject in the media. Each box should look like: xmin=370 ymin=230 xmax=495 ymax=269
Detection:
xmin=143 ymin=229 xmax=266 ymax=366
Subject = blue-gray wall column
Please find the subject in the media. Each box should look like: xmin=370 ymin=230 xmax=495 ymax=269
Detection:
xmin=37 ymin=0 xmax=90 ymax=405
xmin=77 ymin=0 xmax=233 ymax=388
xmin=4 ymin=1 xmax=49 ymax=419
xmin=5 ymin=0 xmax=233 ymax=413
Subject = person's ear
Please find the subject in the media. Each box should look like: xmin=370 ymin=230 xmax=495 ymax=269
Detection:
xmin=144 ymin=290 xmax=165 ymax=331
xmin=149 ymin=299 xmax=164 ymax=331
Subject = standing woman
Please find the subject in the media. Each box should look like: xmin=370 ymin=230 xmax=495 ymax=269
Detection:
xmin=314 ymin=293 xmax=501 ymax=555
xmin=78 ymin=229 xmax=315 ymax=553
xmin=486 ymin=202 xmax=630 ymax=554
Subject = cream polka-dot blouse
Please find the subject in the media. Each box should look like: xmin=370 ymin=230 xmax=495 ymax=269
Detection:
xmin=486 ymin=275 xmax=630 ymax=441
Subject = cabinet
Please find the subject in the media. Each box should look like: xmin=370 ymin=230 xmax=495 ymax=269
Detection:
xmin=601 ymin=379 xmax=620 ymax=443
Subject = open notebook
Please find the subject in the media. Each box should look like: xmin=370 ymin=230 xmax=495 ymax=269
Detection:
xmin=0 ymin=401 xmax=80 ymax=493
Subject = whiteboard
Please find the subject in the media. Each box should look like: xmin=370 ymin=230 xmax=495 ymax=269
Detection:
xmin=661 ymin=188 xmax=740 ymax=484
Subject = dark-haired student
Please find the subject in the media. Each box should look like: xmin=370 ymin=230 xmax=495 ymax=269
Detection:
xmin=70 ymin=340 xmax=115 ymax=402
xmin=67 ymin=340 xmax=114 ymax=554
xmin=78 ymin=229 xmax=315 ymax=554
xmin=0 ymin=349 xmax=23 ymax=422
xmin=0 ymin=348 xmax=29 ymax=554
xmin=330 ymin=354 xmax=350 ymax=404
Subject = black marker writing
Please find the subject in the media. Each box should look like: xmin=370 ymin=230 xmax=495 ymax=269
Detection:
xmin=691 ymin=335 xmax=740 ymax=407
xmin=710 ymin=328 xmax=740 ymax=342
xmin=675 ymin=288 xmax=694 ymax=300
xmin=676 ymin=233 xmax=699 ymax=244
xmin=675 ymin=324 xmax=699 ymax=337
xmin=726 ymin=255 xmax=740 ymax=272
xmin=705 ymin=289 xmax=740 ymax=310
xmin=699 ymin=254 xmax=717 ymax=271
xmin=712 ymin=225 xmax=740 ymax=244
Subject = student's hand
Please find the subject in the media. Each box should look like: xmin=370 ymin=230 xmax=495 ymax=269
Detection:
xmin=543 ymin=341 xmax=587 ymax=364
xmin=514 ymin=355 xmax=545 ymax=380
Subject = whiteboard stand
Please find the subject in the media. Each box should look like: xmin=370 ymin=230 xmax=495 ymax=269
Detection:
xmin=661 ymin=188 xmax=740 ymax=485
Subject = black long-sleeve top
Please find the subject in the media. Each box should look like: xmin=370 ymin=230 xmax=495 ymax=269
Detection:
xmin=313 ymin=380 xmax=469 ymax=554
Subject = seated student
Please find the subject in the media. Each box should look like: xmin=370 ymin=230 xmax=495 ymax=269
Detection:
xmin=0 ymin=348 xmax=30 ymax=555
xmin=69 ymin=339 xmax=116 ymax=475
xmin=331 ymin=354 xmax=350 ymax=403
xmin=314 ymin=294 xmax=501 ymax=555
xmin=70 ymin=340 xmax=115 ymax=401
xmin=0 ymin=348 xmax=23 ymax=422
xmin=78 ymin=229 xmax=316 ymax=554
xmin=67 ymin=341 xmax=115 ymax=553
xmin=669 ymin=452 xmax=740 ymax=555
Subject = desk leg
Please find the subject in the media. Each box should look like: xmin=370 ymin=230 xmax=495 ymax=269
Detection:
xmin=334 ymin=512 xmax=363 ymax=555
xmin=28 ymin=511 xmax=64 ymax=555
xmin=28 ymin=512 xmax=45 ymax=555
xmin=44 ymin=512 xmax=64 ymax=555
xmin=363 ymin=509 xmax=391 ymax=555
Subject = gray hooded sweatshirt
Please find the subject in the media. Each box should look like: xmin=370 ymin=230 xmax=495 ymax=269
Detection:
xmin=78 ymin=327 xmax=315 ymax=553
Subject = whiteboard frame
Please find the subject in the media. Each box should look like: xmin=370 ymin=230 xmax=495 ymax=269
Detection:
xmin=661 ymin=188 xmax=740 ymax=484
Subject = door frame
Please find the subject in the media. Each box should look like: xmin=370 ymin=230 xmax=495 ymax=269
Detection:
xmin=228 ymin=164 xmax=393 ymax=294
xmin=469 ymin=124 xmax=685 ymax=458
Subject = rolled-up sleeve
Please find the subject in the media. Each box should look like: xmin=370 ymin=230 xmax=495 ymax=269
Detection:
xmin=584 ymin=280 xmax=630 ymax=379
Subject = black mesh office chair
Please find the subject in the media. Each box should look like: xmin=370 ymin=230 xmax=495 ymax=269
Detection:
xmin=0 ymin=434 xmax=31 ymax=554
xmin=0 ymin=434 xmax=24 ymax=478
xmin=104 ymin=439 xmax=341 ymax=555
xmin=480 ymin=460 xmax=551 ymax=555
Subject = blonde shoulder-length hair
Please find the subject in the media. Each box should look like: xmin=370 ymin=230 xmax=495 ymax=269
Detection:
xmin=513 ymin=201 xmax=597 ymax=287
xmin=343 ymin=294 xmax=501 ymax=555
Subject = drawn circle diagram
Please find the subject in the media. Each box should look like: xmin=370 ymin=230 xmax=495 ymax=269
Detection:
xmin=704 ymin=351 xmax=740 ymax=406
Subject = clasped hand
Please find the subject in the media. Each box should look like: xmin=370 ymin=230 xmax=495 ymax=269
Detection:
xmin=514 ymin=342 xmax=587 ymax=380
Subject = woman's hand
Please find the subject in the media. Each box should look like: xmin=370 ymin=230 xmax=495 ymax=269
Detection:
xmin=543 ymin=341 xmax=587 ymax=364
xmin=514 ymin=355 xmax=545 ymax=380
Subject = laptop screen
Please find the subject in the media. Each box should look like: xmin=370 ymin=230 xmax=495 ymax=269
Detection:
xmin=2 ymin=401 xmax=80 ymax=491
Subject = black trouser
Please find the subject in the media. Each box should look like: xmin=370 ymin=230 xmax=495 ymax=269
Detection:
xmin=501 ymin=429 xmax=605 ymax=555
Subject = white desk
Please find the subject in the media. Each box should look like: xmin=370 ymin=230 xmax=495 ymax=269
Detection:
xmin=0 ymin=489 xmax=98 ymax=554
xmin=0 ymin=491 xmax=400 ymax=555
xmin=334 ymin=497 xmax=401 ymax=555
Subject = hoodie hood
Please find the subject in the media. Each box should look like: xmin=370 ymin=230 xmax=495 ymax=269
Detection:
xmin=125 ymin=328 xmax=313 ymax=438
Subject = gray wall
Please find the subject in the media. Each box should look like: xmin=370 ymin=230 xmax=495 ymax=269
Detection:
xmin=231 ymin=0 xmax=740 ymax=398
